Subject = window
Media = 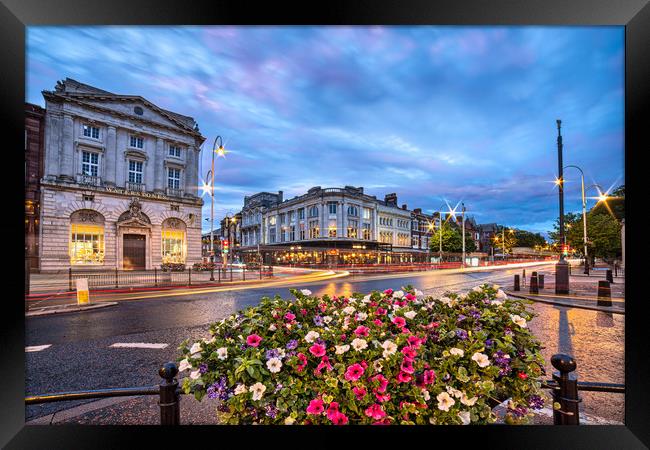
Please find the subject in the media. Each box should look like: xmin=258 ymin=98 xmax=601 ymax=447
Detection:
xmin=363 ymin=223 xmax=371 ymax=240
xmin=129 ymin=135 xmax=144 ymax=149
xmin=269 ymin=216 xmax=277 ymax=226
xmin=82 ymin=124 xmax=100 ymax=139
xmin=128 ymin=160 xmax=143 ymax=184
xmin=299 ymin=223 xmax=306 ymax=240
xmin=309 ymin=220 xmax=319 ymax=239
xmin=289 ymin=211 xmax=295 ymax=222
xmin=161 ymin=229 xmax=185 ymax=264
xmin=328 ymin=202 xmax=337 ymax=215
xmin=167 ymin=168 xmax=181 ymax=189
xmin=269 ymin=227 xmax=276 ymax=243
xmin=347 ymin=205 xmax=359 ymax=216
xmin=280 ymin=213 xmax=286 ymax=224
xmin=290 ymin=225 xmax=295 ymax=241
xmin=298 ymin=208 xmax=305 ymax=220
xmin=169 ymin=145 xmax=181 ymax=158
xmin=308 ymin=205 xmax=318 ymax=217
xmin=348 ymin=219 xmax=358 ymax=239
xmin=328 ymin=220 xmax=337 ymax=238
xmin=83 ymin=194 xmax=94 ymax=202
xmin=81 ymin=151 xmax=99 ymax=177
xmin=170 ymin=205 xmax=179 ymax=212
xmin=363 ymin=207 xmax=371 ymax=220
xmin=70 ymin=224 xmax=105 ymax=265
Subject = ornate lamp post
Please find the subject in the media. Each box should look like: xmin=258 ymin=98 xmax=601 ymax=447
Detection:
xmin=202 ymin=136 xmax=226 ymax=280
xmin=555 ymin=120 xmax=569 ymax=294
xmin=461 ymin=203 xmax=466 ymax=268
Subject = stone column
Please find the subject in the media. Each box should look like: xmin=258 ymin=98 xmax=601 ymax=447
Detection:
xmin=115 ymin=131 xmax=126 ymax=187
xmin=184 ymin=147 xmax=195 ymax=196
xmin=154 ymin=138 xmax=164 ymax=192
xmin=44 ymin=113 xmax=61 ymax=181
xmin=104 ymin=126 xmax=117 ymax=186
xmin=320 ymin=201 xmax=327 ymax=237
xmin=59 ymin=114 xmax=75 ymax=181
xmin=341 ymin=200 xmax=346 ymax=238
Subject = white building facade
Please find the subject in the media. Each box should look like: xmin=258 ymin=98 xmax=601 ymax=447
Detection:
xmin=38 ymin=79 xmax=204 ymax=271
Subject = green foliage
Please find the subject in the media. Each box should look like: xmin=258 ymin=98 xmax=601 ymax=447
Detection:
xmin=178 ymin=286 xmax=547 ymax=425
xmin=429 ymin=224 xmax=477 ymax=253
xmin=512 ymin=230 xmax=546 ymax=248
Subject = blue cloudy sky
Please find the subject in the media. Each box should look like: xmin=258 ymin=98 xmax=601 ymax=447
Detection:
xmin=26 ymin=26 xmax=624 ymax=236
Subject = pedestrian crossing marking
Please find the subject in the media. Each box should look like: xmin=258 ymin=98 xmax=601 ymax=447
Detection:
xmin=26 ymin=345 xmax=51 ymax=352
xmin=109 ymin=342 xmax=169 ymax=349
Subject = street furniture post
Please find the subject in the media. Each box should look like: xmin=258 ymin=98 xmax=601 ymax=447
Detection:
xmin=76 ymin=278 xmax=90 ymax=306
xmin=115 ymin=268 xmax=119 ymax=289
xmin=551 ymin=354 xmax=580 ymax=425
xmin=606 ymin=269 xmax=614 ymax=284
xmin=597 ymin=281 xmax=612 ymax=307
xmin=555 ymin=119 xmax=570 ymax=294
xmin=538 ymin=274 xmax=545 ymax=289
xmin=514 ymin=274 xmax=520 ymax=291
xmin=69 ymin=267 xmax=73 ymax=291
xmin=188 ymin=267 xmax=192 ymax=286
xmin=529 ymin=274 xmax=538 ymax=294
xmin=158 ymin=362 xmax=180 ymax=425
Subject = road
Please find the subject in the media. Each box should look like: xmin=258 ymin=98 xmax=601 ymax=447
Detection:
xmin=25 ymin=263 xmax=624 ymax=424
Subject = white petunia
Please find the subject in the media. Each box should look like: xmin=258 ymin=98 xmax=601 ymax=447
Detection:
xmin=458 ymin=410 xmax=471 ymax=425
xmin=381 ymin=340 xmax=397 ymax=358
xmin=511 ymin=314 xmax=527 ymax=328
xmin=492 ymin=300 xmax=503 ymax=307
xmin=269 ymin=324 xmax=277 ymax=331
xmin=437 ymin=392 xmax=456 ymax=411
xmin=356 ymin=312 xmax=367 ymax=321
xmin=234 ymin=384 xmax=247 ymax=395
xmin=415 ymin=289 xmax=424 ymax=297
xmin=362 ymin=294 xmax=372 ymax=303
xmin=460 ymin=393 xmax=478 ymax=406
xmin=492 ymin=284 xmax=501 ymax=290
xmin=300 ymin=289 xmax=312 ymax=296
xmin=216 ymin=347 xmax=228 ymax=360
xmin=422 ymin=389 xmax=431 ymax=402
xmin=373 ymin=360 xmax=383 ymax=373
xmin=393 ymin=290 xmax=405 ymax=299
xmin=284 ymin=416 xmax=296 ymax=425
xmin=189 ymin=369 xmax=201 ymax=380
xmin=304 ymin=331 xmax=320 ymax=343
xmin=178 ymin=358 xmax=192 ymax=372
xmin=335 ymin=344 xmax=350 ymax=354
xmin=471 ymin=352 xmax=491 ymax=368
xmin=266 ymin=357 xmax=283 ymax=373
xmin=404 ymin=311 xmax=417 ymax=320
xmin=203 ymin=336 xmax=216 ymax=344
xmin=446 ymin=386 xmax=463 ymax=398
xmin=249 ymin=382 xmax=266 ymax=401
xmin=495 ymin=289 xmax=508 ymax=299
xmin=472 ymin=285 xmax=483 ymax=292
xmin=439 ymin=296 xmax=455 ymax=307
xmin=351 ymin=338 xmax=368 ymax=351
xmin=323 ymin=316 xmax=333 ymax=324
xmin=343 ymin=306 xmax=356 ymax=315
xmin=449 ymin=348 xmax=464 ymax=357
xmin=189 ymin=342 xmax=202 ymax=356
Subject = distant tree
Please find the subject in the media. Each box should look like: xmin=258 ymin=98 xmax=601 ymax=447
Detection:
xmin=428 ymin=224 xmax=476 ymax=253
xmin=548 ymin=212 xmax=581 ymax=245
xmin=512 ymin=229 xmax=546 ymax=248
xmin=492 ymin=226 xmax=517 ymax=255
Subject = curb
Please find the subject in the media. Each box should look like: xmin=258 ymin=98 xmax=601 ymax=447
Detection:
xmin=26 ymin=302 xmax=118 ymax=317
xmin=505 ymin=291 xmax=625 ymax=315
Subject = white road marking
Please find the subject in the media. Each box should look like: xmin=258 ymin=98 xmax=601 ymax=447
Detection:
xmin=109 ymin=342 xmax=169 ymax=349
xmin=26 ymin=345 xmax=51 ymax=352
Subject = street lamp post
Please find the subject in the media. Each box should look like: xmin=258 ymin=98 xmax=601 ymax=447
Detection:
xmin=461 ymin=203 xmax=466 ymax=268
xmin=555 ymin=120 xmax=569 ymax=294
xmin=205 ymin=136 xmax=226 ymax=281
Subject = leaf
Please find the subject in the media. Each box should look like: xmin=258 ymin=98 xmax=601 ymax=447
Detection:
xmin=246 ymin=365 xmax=255 ymax=377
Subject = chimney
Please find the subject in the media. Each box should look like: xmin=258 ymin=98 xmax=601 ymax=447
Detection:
xmin=414 ymin=208 xmax=422 ymax=214
xmin=402 ymin=204 xmax=408 ymax=210
xmin=384 ymin=193 xmax=397 ymax=206
xmin=278 ymin=191 xmax=283 ymax=203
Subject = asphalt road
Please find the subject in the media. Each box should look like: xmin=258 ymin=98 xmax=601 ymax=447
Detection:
xmin=25 ymin=264 xmax=624 ymax=424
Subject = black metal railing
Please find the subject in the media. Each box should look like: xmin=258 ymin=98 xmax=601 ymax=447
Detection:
xmin=77 ymin=174 xmax=102 ymax=187
xmin=64 ymin=265 xmax=274 ymax=292
xmin=542 ymin=353 xmax=624 ymax=425
xmin=26 ymin=362 xmax=181 ymax=425
xmin=166 ymin=187 xmax=184 ymax=197
xmin=125 ymin=181 xmax=145 ymax=192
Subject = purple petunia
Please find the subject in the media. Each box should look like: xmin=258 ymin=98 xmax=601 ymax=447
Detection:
xmin=457 ymin=314 xmax=467 ymax=323
xmin=455 ymin=329 xmax=468 ymax=340
xmin=528 ymin=395 xmax=544 ymax=410
xmin=313 ymin=315 xmax=324 ymax=326
xmin=469 ymin=309 xmax=481 ymax=320
xmin=485 ymin=339 xmax=494 ymax=348
xmin=265 ymin=349 xmax=281 ymax=360
xmin=274 ymin=383 xmax=284 ymax=393
xmin=207 ymin=376 xmax=231 ymax=401
xmin=199 ymin=363 xmax=208 ymax=374
xmin=286 ymin=340 xmax=298 ymax=350
xmin=265 ymin=404 xmax=279 ymax=418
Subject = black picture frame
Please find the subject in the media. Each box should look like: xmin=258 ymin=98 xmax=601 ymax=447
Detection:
xmin=1 ymin=0 xmax=647 ymax=447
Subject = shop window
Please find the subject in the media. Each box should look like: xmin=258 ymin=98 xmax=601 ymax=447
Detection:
xmin=161 ymin=218 xmax=186 ymax=264
xmin=70 ymin=210 xmax=106 ymax=265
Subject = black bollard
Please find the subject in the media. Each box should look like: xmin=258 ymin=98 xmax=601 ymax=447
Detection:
xmin=538 ymin=274 xmax=545 ymax=289
xmin=159 ymin=362 xmax=180 ymax=425
xmin=551 ymin=354 xmax=580 ymax=425
xmin=514 ymin=274 xmax=520 ymax=291
xmin=597 ymin=280 xmax=612 ymax=307
xmin=606 ymin=269 xmax=614 ymax=284
xmin=529 ymin=274 xmax=538 ymax=294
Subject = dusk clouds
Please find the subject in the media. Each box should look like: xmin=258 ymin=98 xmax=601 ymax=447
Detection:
xmin=26 ymin=26 xmax=624 ymax=235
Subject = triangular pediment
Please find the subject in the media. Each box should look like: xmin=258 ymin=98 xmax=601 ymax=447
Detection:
xmin=79 ymin=98 xmax=187 ymax=130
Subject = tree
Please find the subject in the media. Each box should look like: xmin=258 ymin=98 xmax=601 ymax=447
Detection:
xmin=548 ymin=212 xmax=581 ymax=245
xmin=428 ymin=224 xmax=476 ymax=253
xmin=512 ymin=229 xmax=546 ymax=248
xmin=591 ymin=184 xmax=624 ymax=221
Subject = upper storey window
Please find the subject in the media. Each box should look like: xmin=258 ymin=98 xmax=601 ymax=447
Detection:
xmin=169 ymin=145 xmax=182 ymax=158
xmin=129 ymin=135 xmax=144 ymax=149
xmin=82 ymin=124 xmax=100 ymax=140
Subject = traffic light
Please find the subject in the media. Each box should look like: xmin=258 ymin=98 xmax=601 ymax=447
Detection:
xmin=562 ymin=244 xmax=570 ymax=256
xmin=222 ymin=239 xmax=229 ymax=253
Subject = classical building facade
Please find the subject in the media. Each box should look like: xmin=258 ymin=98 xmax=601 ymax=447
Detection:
xmin=38 ymin=79 xmax=204 ymax=271
xmin=236 ymin=186 xmax=422 ymax=265
xmin=26 ymin=103 xmax=46 ymax=271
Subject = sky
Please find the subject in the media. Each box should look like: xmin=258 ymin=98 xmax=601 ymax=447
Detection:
xmin=26 ymin=26 xmax=624 ymax=237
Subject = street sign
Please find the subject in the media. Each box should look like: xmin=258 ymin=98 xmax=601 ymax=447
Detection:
xmin=76 ymin=278 xmax=90 ymax=305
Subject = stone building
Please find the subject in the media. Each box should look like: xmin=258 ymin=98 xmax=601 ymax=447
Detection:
xmin=38 ymin=78 xmax=204 ymax=271
xmin=25 ymin=103 xmax=46 ymax=271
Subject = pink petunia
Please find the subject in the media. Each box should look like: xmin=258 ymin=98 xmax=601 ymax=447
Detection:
xmin=364 ymin=403 xmax=387 ymax=420
xmin=407 ymin=335 xmax=422 ymax=348
xmin=344 ymin=363 xmax=365 ymax=381
xmin=352 ymin=386 xmax=367 ymax=400
xmin=354 ymin=326 xmax=370 ymax=337
xmin=392 ymin=317 xmax=406 ymax=328
xmin=383 ymin=289 xmax=394 ymax=296
xmin=401 ymin=327 xmax=412 ymax=335
xmin=340 ymin=334 xmax=347 ymax=341
xmin=405 ymin=293 xmax=416 ymax=302
xmin=309 ymin=343 xmax=326 ymax=357
xmin=375 ymin=307 xmax=387 ymax=316
xmin=397 ymin=371 xmax=413 ymax=383
xmin=306 ymin=398 xmax=325 ymax=415
xmin=295 ymin=353 xmax=308 ymax=372
xmin=401 ymin=346 xmax=417 ymax=361
xmin=373 ymin=319 xmax=383 ymax=327
xmin=315 ymin=356 xmax=333 ymax=375
xmin=246 ymin=334 xmax=262 ymax=347
xmin=326 ymin=402 xmax=339 ymax=421
xmin=370 ymin=374 xmax=389 ymax=393
xmin=400 ymin=359 xmax=415 ymax=374
xmin=375 ymin=391 xmax=391 ymax=403
xmin=423 ymin=369 xmax=436 ymax=385
xmin=331 ymin=412 xmax=349 ymax=425
xmin=284 ymin=312 xmax=296 ymax=321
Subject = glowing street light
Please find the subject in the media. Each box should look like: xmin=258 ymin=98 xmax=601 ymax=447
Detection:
xmin=204 ymin=135 xmax=227 ymax=280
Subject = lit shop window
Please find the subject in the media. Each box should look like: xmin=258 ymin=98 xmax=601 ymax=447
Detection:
xmin=348 ymin=220 xmax=358 ymax=238
xmin=70 ymin=223 xmax=105 ymax=265
xmin=363 ymin=223 xmax=371 ymax=240
xmin=328 ymin=220 xmax=337 ymax=237
xmin=161 ymin=218 xmax=186 ymax=264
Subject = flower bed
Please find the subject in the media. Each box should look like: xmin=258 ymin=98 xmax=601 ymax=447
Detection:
xmin=178 ymin=284 xmax=547 ymax=425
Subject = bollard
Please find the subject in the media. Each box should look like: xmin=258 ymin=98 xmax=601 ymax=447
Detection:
xmin=69 ymin=267 xmax=73 ymax=291
xmin=529 ymin=274 xmax=539 ymax=294
xmin=115 ymin=268 xmax=119 ymax=289
xmin=154 ymin=267 xmax=158 ymax=287
xmin=551 ymin=354 xmax=580 ymax=425
xmin=243 ymin=266 xmax=246 ymax=281
xmin=597 ymin=280 xmax=612 ymax=306
xmin=188 ymin=267 xmax=192 ymax=286
xmin=210 ymin=264 xmax=215 ymax=282
xmin=606 ymin=269 xmax=614 ymax=284
xmin=522 ymin=269 xmax=526 ymax=287
xmin=230 ymin=266 xmax=233 ymax=282
xmin=514 ymin=274 xmax=520 ymax=291
xmin=158 ymin=362 xmax=180 ymax=425
xmin=538 ymin=274 xmax=545 ymax=289
xmin=260 ymin=265 xmax=263 ymax=280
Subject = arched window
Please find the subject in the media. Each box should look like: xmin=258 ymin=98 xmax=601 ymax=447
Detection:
xmin=347 ymin=205 xmax=358 ymax=216
xmin=70 ymin=209 xmax=105 ymax=265
xmin=161 ymin=218 xmax=186 ymax=264
xmin=308 ymin=205 xmax=319 ymax=217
